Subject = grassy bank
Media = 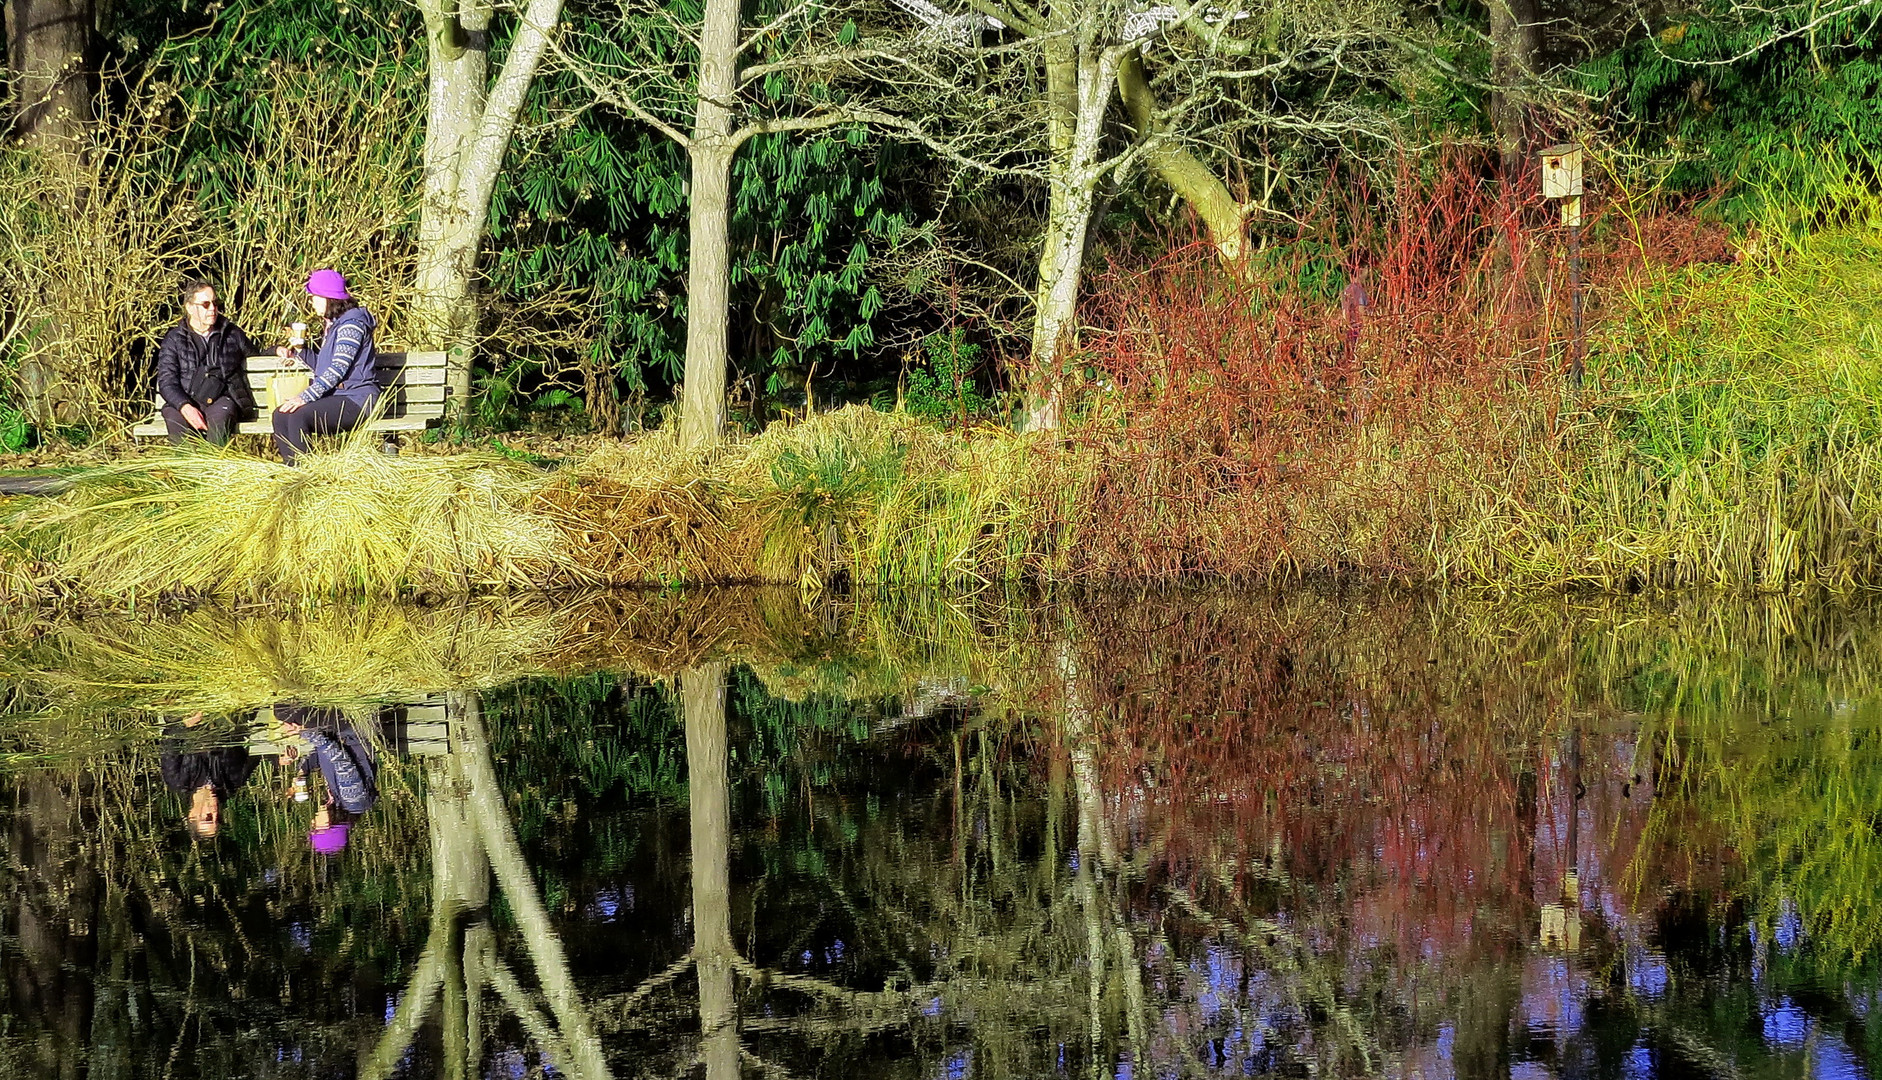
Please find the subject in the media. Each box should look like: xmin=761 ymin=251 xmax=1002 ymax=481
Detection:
xmin=5 ymin=199 xmax=1882 ymax=599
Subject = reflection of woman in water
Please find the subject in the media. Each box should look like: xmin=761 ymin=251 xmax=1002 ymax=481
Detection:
xmin=160 ymin=712 xmax=257 ymax=839
xmin=275 ymin=705 xmax=378 ymax=856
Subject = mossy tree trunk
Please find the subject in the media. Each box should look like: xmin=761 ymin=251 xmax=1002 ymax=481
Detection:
xmin=6 ymin=0 xmax=94 ymax=429
xmin=1488 ymin=0 xmax=1539 ymax=182
xmin=1118 ymin=49 xmax=1246 ymax=269
xmin=1026 ymin=31 xmax=1128 ymax=433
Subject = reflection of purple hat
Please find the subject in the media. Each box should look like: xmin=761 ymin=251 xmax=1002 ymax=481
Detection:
xmin=305 ymin=269 xmax=352 ymax=300
xmin=310 ymin=821 xmax=351 ymax=856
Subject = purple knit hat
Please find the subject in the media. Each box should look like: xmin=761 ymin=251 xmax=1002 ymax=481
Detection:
xmin=310 ymin=821 xmax=351 ymax=856
xmin=305 ymin=269 xmax=352 ymax=300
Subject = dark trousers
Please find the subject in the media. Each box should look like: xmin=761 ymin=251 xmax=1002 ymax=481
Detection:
xmin=161 ymin=397 xmax=241 ymax=446
xmin=272 ymin=396 xmax=367 ymax=465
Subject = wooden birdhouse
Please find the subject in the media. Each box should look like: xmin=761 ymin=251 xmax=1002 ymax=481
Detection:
xmin=1540 ymin=144 xmax=1582 ymax=199
xmin=1540 ymin=143 xmax=1583 ymax=226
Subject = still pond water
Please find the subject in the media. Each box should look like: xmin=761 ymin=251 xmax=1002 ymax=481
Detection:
xmin=1 ymin=590 xmax=1879 ymax=1079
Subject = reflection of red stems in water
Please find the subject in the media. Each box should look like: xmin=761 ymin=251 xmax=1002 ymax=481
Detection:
xmin=1040 ymin=598 xmax=1684 ymax=964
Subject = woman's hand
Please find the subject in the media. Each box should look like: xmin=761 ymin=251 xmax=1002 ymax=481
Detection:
xmin=274 ymin=345 xmax=291 ymax=359
xmin=278 ymin=396 xmax=305 ymax=414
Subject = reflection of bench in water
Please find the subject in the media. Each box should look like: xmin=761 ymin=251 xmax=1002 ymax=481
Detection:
xmin=247 ymin=695 xmax=453 ymax=757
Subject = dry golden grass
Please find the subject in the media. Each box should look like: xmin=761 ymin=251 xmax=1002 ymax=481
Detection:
xmin=4 ymin=601 xmax=568 ymax=718
xmin=7 ymin=433 xmax=564 ymax=600
xmin=0 ymin=587 xmax=1024 ymax=725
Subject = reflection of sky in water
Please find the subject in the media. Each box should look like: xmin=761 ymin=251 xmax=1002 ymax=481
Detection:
xmin=486 ymin=1048 xmax=528 ymax=1079
xmin=1522 ymin=956 xmax=1588 ymax=1040
xmin=1813 ymin=1035 xmax=1866 ymax=1080
xmin=585 ymin=884 xmax=633 ymax=922
xmin=1778 ymin=898 xmax=1805 ymax=951
xmin=1056 ymin=727 xmax=1882 ymax=1080
xmin=1626 ymin=948 xmax=1668 ymax=999
xmin=1749 ymin=996 xmax=1870 ymax=1079
xmin=1765 ymin=998 xmax=1810 ymax=1048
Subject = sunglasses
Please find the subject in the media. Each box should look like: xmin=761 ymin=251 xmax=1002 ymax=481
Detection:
xmin=189 ymin=298 xmax=219 ymax=309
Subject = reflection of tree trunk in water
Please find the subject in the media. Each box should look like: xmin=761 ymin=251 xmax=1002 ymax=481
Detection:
xmin=1452 ymin=964 xmax=1520 ymax=1080
xmin=1453 ymin=752 xmax=1539 ymax=1080
xmin=9 ymin=773 xmax=98 ymax=1080
xmin=459 ymin=691 xmax=612 ymax=1080
xmin=1515 ymin=762 xmax=1538 ymax=906
xmin=684 ymin=663 xmax=740 ymax=1080
xmin=367 ymin=692 xmax=611 ymax=1080
xmin=88 ymin=886 xmax=133 ymax=1080
xmin=1057 ymin=640 xmax=1148 ymax=1070
xmin=1564 ymin=726 xmax=1580 ymax=878
xmin=432 ymin=718 xmax=489 ymax=1080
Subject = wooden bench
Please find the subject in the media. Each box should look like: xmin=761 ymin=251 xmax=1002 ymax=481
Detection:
xmin=247 ymin=696 xmax=455 ymax=758
xmin=133 ymin=351 xmax=451 ymax=442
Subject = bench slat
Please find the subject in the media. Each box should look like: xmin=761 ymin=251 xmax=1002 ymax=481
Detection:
xmin=244 ymin=351 xmax=449 ymax=373
xmin=246 ymin=374 xmax=446 ymax=390
xmin=378 ymin=352 xmax=450 ymax=369
xmin=237 ymin=385 xmax=447 ymax=407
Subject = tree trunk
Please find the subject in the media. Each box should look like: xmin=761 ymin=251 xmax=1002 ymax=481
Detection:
xmin=679 ymin=148 xmax=735 ymax=447
xmin=415 ymin=0 xmax=490 ymax=412
xmin=1118 ymin=50 xmax=1245 ymax=267
xmin=413 ymin=0 xmax=565 ymax=418
xmin=1487 ymin=0 xmax=1539 ymax=181
xmin=676 ymin=0 xmax=742 ymax=448
xmin=4 ymin=0 xmax=93 ymax=146
xmin=1027 ymin=180 xmax=1097 ymax=432
xmin=1024 ymin=43 xmax=1119 ymax=432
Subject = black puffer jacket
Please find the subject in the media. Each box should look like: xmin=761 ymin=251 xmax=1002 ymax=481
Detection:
xmin=155 ymin=317 xmax=258 ymax=415
xmin=159 ymin=722 xmax=258 ymax=795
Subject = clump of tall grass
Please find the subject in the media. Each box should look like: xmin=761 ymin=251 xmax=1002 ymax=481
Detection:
xmin=7 ymin=433 xmax=564 ymax=600
xmin=535 ymin=429 xmax=770 ymax=586
xmin=1448 ymin=179 xmax=1882 ymax=590
xmin=738 ymin=408 xmax=1067 ymax=588
xmin=548 ymin=408 xmax=1069 ymax=589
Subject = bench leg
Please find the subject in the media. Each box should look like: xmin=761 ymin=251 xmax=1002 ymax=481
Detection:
xmin=380 ymin=435 xmax=400 ymax=456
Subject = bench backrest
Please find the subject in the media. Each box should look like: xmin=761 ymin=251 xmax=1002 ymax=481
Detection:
xmin=243 ymin=351 xmax=450 ymax=421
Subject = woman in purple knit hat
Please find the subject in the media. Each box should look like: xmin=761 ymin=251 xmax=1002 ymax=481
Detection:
xmin=272 ymin=269 xmax=381 ymax=464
